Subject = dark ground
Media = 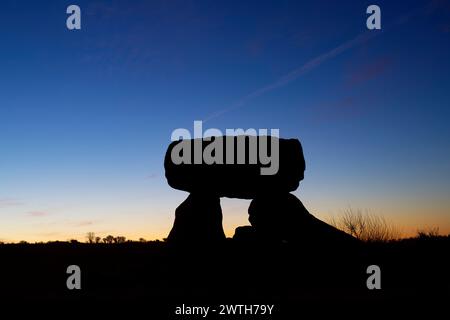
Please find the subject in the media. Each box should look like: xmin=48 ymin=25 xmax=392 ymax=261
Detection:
xmin=0 ymin=237 xmax=448 ymax=318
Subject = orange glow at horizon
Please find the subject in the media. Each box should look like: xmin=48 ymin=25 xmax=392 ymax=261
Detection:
xmin=1 ymin=199 xmax=449 ymax=243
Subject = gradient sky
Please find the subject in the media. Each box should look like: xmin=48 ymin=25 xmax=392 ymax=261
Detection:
xmin=1 ymin=0 xmax=450 ymax=242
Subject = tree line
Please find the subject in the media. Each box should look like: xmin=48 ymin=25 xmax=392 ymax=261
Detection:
xmin=85 ymin=232 xmax=151 ymax=244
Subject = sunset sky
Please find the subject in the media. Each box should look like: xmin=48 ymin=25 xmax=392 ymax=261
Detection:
xmin=1 ymin=0 xmax=450 ymax=242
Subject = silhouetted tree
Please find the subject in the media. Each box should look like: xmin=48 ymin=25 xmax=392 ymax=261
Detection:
xmin=95 ymin=236 xmax=101 ymax=243
xmin=86 ymin=232 xmax=96 ymax=244
xmin=103 ymin=235 xmax=115 ymax=244
xmin=114 ymin=236 xmax=126 ymax=243
xmin=139 ymin=237 xmax=146 ymax=242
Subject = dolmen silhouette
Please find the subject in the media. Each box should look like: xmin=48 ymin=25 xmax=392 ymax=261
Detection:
xmin=164 ymin=136 xmax=356 ymax=245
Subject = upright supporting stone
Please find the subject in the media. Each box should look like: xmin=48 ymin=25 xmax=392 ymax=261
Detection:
xmin=248 ymin=193 xmax=358 ymax=245
xmin=167 ymin=193 xmax=226 ymax=243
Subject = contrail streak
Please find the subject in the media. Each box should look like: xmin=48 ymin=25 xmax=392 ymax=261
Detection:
xmin=203 ymin=4 xmax=431 ymax=122
xmin=203 ymin=32 xmax=377 ymax=122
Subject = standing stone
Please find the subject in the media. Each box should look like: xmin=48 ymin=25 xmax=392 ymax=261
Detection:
xmin=167 ymin=193 xmax=226 ymax=243
xmin=248 ymin=193 xmax=357 ymax=245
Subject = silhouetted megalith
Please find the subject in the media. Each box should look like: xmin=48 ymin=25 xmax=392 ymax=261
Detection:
xmin=248 ymin=193 xmax=357 ymax=244
xmin=167 ymin=193 xmax=226 ymax=243
xmin=164 ymin=136 xmax=305 ymax=199
xmin=165 ymin=135 xmax=355 ymax=245
xmin=233 ymin=225 xmax=256 ymax=242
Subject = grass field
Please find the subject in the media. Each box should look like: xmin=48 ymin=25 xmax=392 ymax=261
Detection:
xmin=0 ymin=235 xmax=448 ymax=317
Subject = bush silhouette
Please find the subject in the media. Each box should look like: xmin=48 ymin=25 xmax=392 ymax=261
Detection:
xmin=329 ymin=208 xmax=401 ymax=242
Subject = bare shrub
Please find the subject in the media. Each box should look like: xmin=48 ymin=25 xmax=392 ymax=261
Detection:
xmin=86 ymin=232 xmax=96 ymax=244
xmin=417 ymin=227 xmax=440 ymax=239
xmin=329 ymin=208 xmax=401 ymax=242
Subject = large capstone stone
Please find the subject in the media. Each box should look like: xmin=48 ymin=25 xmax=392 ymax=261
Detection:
xmin=164 ymin=136 xmax=305 ymax=198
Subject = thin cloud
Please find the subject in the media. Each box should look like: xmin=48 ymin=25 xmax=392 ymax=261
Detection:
xmin=27 ymin=211 xmax=49 ymax=218
xmin=74 ymin=220 xmax=96 ymax=227
xmin=311 ymin=96 xmax=361 ymax=123
xmin=203 ymin=32 xmax=378 ymax=122
xmin=0 ymin=198 xmax=23 ymax=208
xmin=346 ymin=56 xmax=393 ymax=87
xmin=38 ymin=232 xmax=61 ymax=237
xmin=145 ymin=173 xmax=158 ymax=180
xmin=203 ymin=4 xmax=432 ymax=122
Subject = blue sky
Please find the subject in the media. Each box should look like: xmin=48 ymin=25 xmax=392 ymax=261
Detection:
xmin=1 ymin=0 xmax=450 ymax=241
